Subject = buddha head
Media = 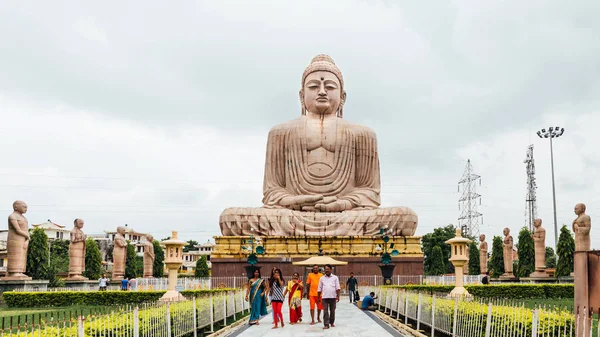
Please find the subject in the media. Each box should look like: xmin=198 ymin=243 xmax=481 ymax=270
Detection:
xmin=503 ymin=227 xmax=510 ymax=236
xmin=12 ymin=200 xmax=27 ymax=214
xmin=146 ymin=234 xmax=154 ymax=242
xmin=479 ymin=234 xmax=485 ymax=242
xmin=533 ymin=218 xmax=542 ymax=228
xmin=575 ymin=203 xmax=586 ymax=215
xmin=74 ymin=218 xmax=84 ymax=229
xmin=300 ymin=54 xmax=346 ymax=117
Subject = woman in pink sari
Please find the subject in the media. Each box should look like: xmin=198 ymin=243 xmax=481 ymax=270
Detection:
xmin=283 ymin=272 xmax=304 ymax=324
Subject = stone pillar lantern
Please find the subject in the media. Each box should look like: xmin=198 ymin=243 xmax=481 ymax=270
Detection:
xmin=445 ymin=228 xmax=472 ymax=297
xmin=160 ymin=231 xmax=187 ymax=301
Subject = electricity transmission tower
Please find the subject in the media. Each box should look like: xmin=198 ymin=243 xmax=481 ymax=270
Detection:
xmin=458 ymin=159 xmax=483 ymax=238
xmin=524 ymin=144 xmax=538 ymax=231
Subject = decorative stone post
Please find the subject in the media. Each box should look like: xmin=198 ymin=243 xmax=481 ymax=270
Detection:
xmin=445 ymin=228 xmax=472 ymax=297
xmin=160 ymin=231 xmax=186 ymax=302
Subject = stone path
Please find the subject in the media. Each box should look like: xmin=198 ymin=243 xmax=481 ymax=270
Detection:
xmin=227 ymin=299 xmax=405 ymax=337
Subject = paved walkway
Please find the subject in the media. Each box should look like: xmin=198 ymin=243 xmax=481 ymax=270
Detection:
xmin=228 ymin=299 xmax=404 ymax=337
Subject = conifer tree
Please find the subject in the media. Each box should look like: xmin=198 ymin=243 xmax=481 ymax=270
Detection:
xmin=517 ymin=227 xmax=535 ymax=277
xmin=195 ymin=255 xmax=210 ymax=277
xmin=488 ymin=236 xmax=504 ymax=278
xmin=556 ymin=225 xmax=575 ymax=277
xmin=468 ymin=241 xmax=480 ymax=275
xmin=26 ymin=227 xmax=50 ymax=280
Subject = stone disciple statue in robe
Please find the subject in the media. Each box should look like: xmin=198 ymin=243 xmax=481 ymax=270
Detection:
xmin=2 ymin=200 xmax=31 ymax=280
xmin=573 ymin=203 xmax=591 ymax=251
xmin=530 ymin=218 xmax=547 ymax=277
xmin=67 ymin=218 xmax=87 ymax=280
xmin=479 ymin=234 xmax=488 ymax=275
xmin=112 ymin=226 xmax=127 ymax=280
xmin=501 ymin=227 xmax=514 ymax=277
xmin=220 ymin=54 xmax=418 ymax=237
xmin=143 ymin=234 xmax=155 ymax=278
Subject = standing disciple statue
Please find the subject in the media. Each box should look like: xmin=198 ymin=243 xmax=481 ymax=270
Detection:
xmin=112 ymin=226 xmax=127 ymax=280
xmin=573 ymin=203 xmax=591 ymax=252
xmin=531 ymin=218 xmax=547 ymax=277
xmin=502 ymin=227 xmax=515 ymax=278
xmin=479 ymin=234 xmax=488 ymax=275
xmin=67 ymin=218 xmax=87 ymax=280
xmin=2 ymin=200 xmax=31 ymax=280
xmin=219 ymin=54 xmax=418 ymax=237
xmin=143 ymin=234 xmax=155 ymax=278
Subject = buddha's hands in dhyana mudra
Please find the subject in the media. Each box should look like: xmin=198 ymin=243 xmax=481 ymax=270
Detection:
xmin=280 ymin=195 xmax=352 ymax=212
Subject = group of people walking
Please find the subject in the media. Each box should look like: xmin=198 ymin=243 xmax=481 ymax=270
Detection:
xmin=245 ymin=264 xmax=342 ymax=330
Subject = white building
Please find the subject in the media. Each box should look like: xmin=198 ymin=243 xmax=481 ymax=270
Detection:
xmin=32 ymin=220 xmax=71 ymax=241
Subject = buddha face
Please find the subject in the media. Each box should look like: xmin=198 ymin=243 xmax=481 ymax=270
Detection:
xmin=302 ymin=71 xmax=345 ymax=116
xmin=13 ymin=200 xmax=27 ymax=214
xmin=479 ymin=234 xmax=485 ymax=241
xmin=533 ymin=218 xmax=542 ymax=228
xmin=575 ymin=203 xmax=585 ymax=215
xmin=75 ymin=218 xmax=84 ymax=229
xmin=503 ymin=227 xmax=510 ymax=236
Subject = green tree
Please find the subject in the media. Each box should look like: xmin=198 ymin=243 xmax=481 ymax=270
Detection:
xmin=468 ymin=241 xmax=480 ymax=275
xmin=195 ymin=255 xmax=210 ymax=277
xmin=545 ymin=247 xmax=557 ymax=268
xmin=134 ymin=256 xmax=144 ymax=277
xmin=422 ymin=225 xmax=456 ymax=275
xmin=183 ymin=240 xmax=199 ymax=253
xmin=125 ymin=242 xmax=138 ymax=279
xmin=83 ymin=238 xmax=103 ymax=280
xmin=47 ymin=239 xmax=70 ymax=287
xmin=26 ymin=227 xmax=50 ymax=280
xmin=556 ymin=225 xmax=575 ymax=277
xmin=488 ymin=236 xmax=504 ymax=278
xmin=428 ymin=246 xmax=445 ymax=275
xmin=153 ymin=240 xmax=165 ymax=278
xmin=517 ymin=227 xmax=535 ymax=277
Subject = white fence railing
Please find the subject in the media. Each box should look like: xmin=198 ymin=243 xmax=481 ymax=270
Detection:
xmin=9 ymin=275 xmax=484 ymax=292
xmin=369 ymin=286 xmax=577 ymax=337
xmin=0 ymin=289 xmax=249 ymax=336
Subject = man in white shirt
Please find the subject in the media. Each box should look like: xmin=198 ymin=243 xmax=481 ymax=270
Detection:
xmin=317 ymin=264 xmax=340 ymax=329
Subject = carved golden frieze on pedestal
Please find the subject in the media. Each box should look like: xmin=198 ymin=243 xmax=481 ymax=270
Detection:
xmin=212 ymin=236 xmax=423 ymax=259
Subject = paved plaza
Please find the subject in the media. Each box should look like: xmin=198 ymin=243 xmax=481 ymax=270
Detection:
xmin=228 ymin=299 xmax=404 ymax=337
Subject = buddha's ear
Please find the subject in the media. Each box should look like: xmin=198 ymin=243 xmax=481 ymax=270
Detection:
xmin=338 ymin=90 xmax=347 ymax=118
xmin=299 ymin=89 xmax=306 ymax=115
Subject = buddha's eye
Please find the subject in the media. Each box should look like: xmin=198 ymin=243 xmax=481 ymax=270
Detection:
xmin=326 ymin=85 xmax=337 ymax=90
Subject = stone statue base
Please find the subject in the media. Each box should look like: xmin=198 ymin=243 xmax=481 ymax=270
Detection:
xmin=0 ymin=280 xmax=49 ymax=295
xmin=211 ymin=235 xmax=424 ymax=278
xmin=64 ymin=280 xmax=98 ymax=290
xmin=159 ymin=290 xmax=186 ymax=302
xmin=66 ymin=275 xmax=89 ymax=281
xmin=448 ymin=286 xmax=472 ymax=298
xmin=529 ymin=270 xmax=550 ymax=278
xmin=220 ymin=207 xmax=418 ymax=236
xmin=499 ymin=273 xmax=515 ymax=279
xmin=0 ymin=274 xmax=32 ymax=281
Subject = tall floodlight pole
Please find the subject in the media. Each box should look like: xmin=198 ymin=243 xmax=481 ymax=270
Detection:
xmin=536 ymin=126 xmax=565 ymax=251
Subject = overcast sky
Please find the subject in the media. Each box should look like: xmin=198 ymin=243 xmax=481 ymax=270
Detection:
xmin=1 ymin=1 xmax=598 ymax=250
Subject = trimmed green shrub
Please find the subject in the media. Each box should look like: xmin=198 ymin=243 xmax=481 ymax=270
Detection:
xmin=386 ymin=284 xmax=573 ymax=299
xmin=488 ymin=236 xmax=504 ymax=278
xmin=3 ymin=291 xmax=166 ymax=308
xmin=2 ymin=288 xmax=240 ymax=308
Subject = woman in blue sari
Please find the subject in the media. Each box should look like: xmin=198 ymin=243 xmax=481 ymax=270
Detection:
xmin=245 ymin=269 xmax=268 ymax=325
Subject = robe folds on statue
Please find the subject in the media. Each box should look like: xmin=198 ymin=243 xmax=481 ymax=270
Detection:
xmin=220 ymin=117 xmax=418 ymax=237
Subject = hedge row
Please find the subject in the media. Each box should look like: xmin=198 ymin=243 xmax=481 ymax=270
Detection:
xmin=386 ymin=284 xmax=573 ymax=299
xmin=3 ymin=289 xmax=238 ymax=308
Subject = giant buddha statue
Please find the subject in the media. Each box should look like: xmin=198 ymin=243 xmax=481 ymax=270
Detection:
xmin=220 ymin=55 xmax=417 ymax=237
